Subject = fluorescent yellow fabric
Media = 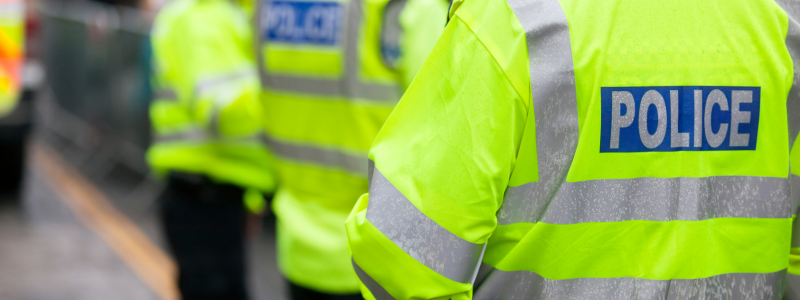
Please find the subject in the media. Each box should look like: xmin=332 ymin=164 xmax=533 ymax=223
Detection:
xmin=545 ymin=0 xmax=790 ymax=183
xmin=348 ymin=0 xmax=795 ymax=298
xmin=244 ymin=188 xmax=266 ymax=214
xmin=346 ymin=194 xmax=474 ymax=300
xmin=147 ymin=0 xmax=276 ymax=192
xmin=396 ymin=0 xmax=449 ymax=89
xmin=258 ymin=0 xmax=448 ymax=293
xmin=347 ymin=0 xmax=528 ymax=296
xmin=366 ymin=0 xmax=529 ymax=244
xmin=0 ymin=0 xmax=23 ymax=117
xmin=273 ymin=189 xmax=359 ymax=292
xmin=485 ymin=218 xmax=790 ymax=279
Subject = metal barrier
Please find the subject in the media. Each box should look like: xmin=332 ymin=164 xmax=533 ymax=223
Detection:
xmin=38 ymin=0 xmax=160 ymax=203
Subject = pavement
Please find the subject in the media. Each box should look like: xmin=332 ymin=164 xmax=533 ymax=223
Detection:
xmin=0 ymin=140 xmax=287 ymax=300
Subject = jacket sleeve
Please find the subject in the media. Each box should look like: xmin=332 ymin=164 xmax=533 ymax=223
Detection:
xmin=153 ymin=2 xmax=262 ymax=140
xmin=345 ymin=0 xmax=531 ymax=298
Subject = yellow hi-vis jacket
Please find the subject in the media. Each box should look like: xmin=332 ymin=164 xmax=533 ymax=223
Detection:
xmin=147 ymin=0 xmax=277 ymax=198
xmin=347 ymin=0 xmax=800 ymax=299
xmin=255 ymin=0 xmax=448 ymax=293
xmin=0 ymin=0 xmax=23 ymax=117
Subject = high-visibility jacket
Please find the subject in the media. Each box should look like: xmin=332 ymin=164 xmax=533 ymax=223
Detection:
xmin=346 ymin=0 xmax=800 ymax=299
xmin=255 ymin=0 xmax=448 ymax=293
xmin=0 ymin=0 xmax=23 ymax=117
xmin=147 ymin=0 xmax=277 ymax=195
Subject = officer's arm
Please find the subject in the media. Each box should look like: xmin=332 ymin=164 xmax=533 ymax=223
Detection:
xmin=345 ymin=0 xmax=530 ymax=298
xmin=395 ymin=0 xmax=449 ymax=90
xmin=160 ymin=4 xmax=263 ymax=141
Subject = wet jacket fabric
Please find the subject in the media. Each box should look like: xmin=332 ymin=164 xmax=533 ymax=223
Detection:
xmin=347 ymin=0 xmax=800 ymax=298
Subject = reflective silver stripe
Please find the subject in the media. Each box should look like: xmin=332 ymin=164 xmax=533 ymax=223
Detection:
xmin=155 ymin=128 xmax=261 ymax=144
xmin=503 ymin=0 xmax=580 ymax=225
xmin=153 ymin=128 xmax=210 ymax=143
xmin=154 ymin=88 xmax=178 ymax=101
xmin=256 ymin=0 xmax=402 ymax=103
xmin=778 ymin=0 xmax=800 ymax=149
xmin=474 ymin=267 xmax=786 ymax=300
xmin=499 ymin=176 xmax=790 ymax=225
xmin=366 ymin=166 xmax=485 ymax=283
xmin=262 ymin=134 xmax=369 ymax=176
xmin=195 ymin=69 xmax=258 ymax=97
xmin=261 ymin=74 xmax=402 ymax=102
xmin=352 ymin=259 xmax=395 ymax=300
xmin=224 ymin=133 xmax=264 ymax=144
xmin=788 ymin=273 xmax=800 ymax=300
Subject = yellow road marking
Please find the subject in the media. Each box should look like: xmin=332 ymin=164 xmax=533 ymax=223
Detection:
xmin=31 ymin=142 xmax=179 ymax=300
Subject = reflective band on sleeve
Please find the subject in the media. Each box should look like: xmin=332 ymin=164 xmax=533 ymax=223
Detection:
xmin=473 ymin=268 xmax=786 ymax=300
xmin=262 ymin=134 xmax=369 ymax=176
xmin=226 ymin=133 xmax=264 ymax=144
xmin=195 ymin=69 xmax=259 ymax=98
xmin=257 ymin=0 xmax=402 ymax=103
xmin=366 ymin=166 xmax=485 ymax=283
xmin=155 ymin=128 xmax=261 ymax=144
xmin=154 ymin=88 xmax=178 ymax=101
xmin=499 ymin=176 xmax=790 ymax=225
xmin=352 ymin=258 xmax=395 ymax=300
xmin=505 ymin=0 xmax=580 ymax=219
xmin=153 ymin=128 xmax=210 ymax=143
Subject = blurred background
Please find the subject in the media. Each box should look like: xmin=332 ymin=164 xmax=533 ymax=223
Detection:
xmin=0 ymin=0 xmax=286 ymax=299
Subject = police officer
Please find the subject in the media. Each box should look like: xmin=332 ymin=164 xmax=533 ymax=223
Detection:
xmin=148 ymin=0 xmax=276 ymax=299
xmin=254 ymin=0 xmax=448 ymax=297
xmin=346 ymin=0 xmax=800 ymax=299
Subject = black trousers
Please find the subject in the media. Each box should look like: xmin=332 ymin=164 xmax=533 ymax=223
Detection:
xmin=160 ymin=173 xmax=248 ymax=300
xmin=289 ymin=282 xmax=363 ymax=300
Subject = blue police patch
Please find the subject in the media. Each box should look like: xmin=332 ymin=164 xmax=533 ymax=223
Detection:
xmin=264 ymin=0 xmax=344 ymax=46
xmin=600 ymin=86 xmax=761 ymax=153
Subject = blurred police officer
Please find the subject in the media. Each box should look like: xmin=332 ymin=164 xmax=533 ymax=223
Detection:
xmin=147 ymin=0 xmax=276 ymax=299
xmin=255 ymin=0 xmax=448 ymax=298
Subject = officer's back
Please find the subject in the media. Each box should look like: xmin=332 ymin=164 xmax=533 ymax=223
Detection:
xmin=347 ymin=0 xmax=800 ymax=299
xmin=148 ymin=0 xmax=274 ymax=299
